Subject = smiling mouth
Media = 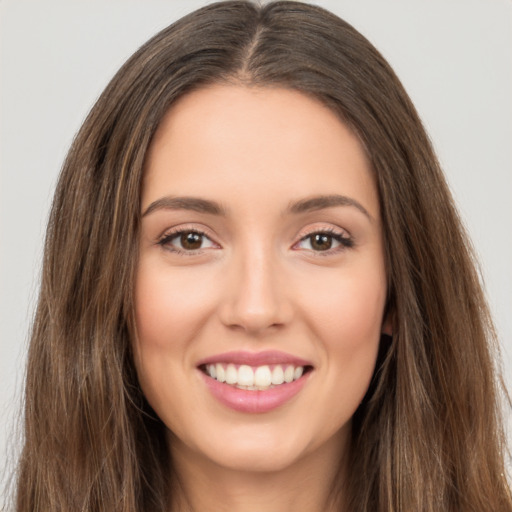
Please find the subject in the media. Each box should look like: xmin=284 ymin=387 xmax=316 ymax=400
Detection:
xmin=199 ymin=363 xmax=314 ymax=391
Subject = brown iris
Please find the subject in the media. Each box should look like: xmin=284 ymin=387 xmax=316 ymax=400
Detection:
xmin=180 ymin=232 xmax=203 ymax=250
xmin=310 ymin=233 xmax=333 ymax=251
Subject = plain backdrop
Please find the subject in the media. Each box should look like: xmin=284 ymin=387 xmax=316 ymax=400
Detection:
xmin=1 ymin=0 xmax=511 ymax=505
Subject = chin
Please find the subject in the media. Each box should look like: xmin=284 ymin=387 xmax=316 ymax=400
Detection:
xmin=197 ymin=445 xmax=307 ymax=475
xmin=169 ymin=418 xmax=349 ymax=476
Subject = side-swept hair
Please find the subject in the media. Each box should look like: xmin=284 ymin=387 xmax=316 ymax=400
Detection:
xmin=15 ymin=2 xmax=511 ymax=511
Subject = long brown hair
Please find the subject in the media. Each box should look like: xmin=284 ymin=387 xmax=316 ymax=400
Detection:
xmin=15 ymin=1 xmax=511 ymax=510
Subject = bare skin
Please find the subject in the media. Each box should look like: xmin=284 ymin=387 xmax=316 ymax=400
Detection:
xmin=134 ymin=85 xmax=388 ymax=512
xmin=170 ymin=426 xmax=346 ymax=512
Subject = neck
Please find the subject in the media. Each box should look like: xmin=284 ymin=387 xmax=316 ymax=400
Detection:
xmin=168 ymin=431 xmax=348 ymax=512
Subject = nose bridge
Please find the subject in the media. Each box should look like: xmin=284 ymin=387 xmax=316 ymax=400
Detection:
xmin=220 ymin=237 xmax=289 ymax=333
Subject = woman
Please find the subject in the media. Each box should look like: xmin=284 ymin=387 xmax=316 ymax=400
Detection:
xmin=13 ymin=1 xmax=512 ymax=511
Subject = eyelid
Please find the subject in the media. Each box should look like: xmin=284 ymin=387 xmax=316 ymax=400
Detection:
xmin=292 ymin=225 xmax=354 ymax=253
xmin=156 ymin=224 xmax=221 ymax=254
xmin=154 ymin=223 xmax=353 ymax=256
xmin=295 ymin=224 xmax=351 ymax=241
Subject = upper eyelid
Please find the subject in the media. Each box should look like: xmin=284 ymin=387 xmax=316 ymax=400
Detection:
xmin=155 ymin=228 xmax=219 ymax=255
xmin=157 ymin=224 xmax=216 ymax=242
xmin=155 ymin=223 xmax=352 ymax=248
xmin=293 ymin=224 xmax=354 ymax=248
xmin=295 ymin=224 xmax=351 ymax=240
xmin=157 ymin=228 xmax=219 ymax=256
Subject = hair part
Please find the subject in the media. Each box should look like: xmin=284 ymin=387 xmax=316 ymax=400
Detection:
xmin=15 ymin=2 xmax=511 ymax=511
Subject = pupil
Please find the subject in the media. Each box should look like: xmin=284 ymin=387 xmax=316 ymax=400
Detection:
xmin=311 ymin=233 xmax=332 ymax=251
xmin=181 ymin=232 xmax=202 ymax=250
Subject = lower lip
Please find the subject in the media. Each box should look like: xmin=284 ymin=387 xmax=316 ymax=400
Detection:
xmin=200 ymin=371 xmax=311 ymax=414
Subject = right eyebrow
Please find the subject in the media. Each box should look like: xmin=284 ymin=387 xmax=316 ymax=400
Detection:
xmin=142 ymin=196 xmax=227 ymax=217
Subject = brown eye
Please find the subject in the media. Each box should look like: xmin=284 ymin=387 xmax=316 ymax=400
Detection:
xmin=158 ymin=229 xmax=217 ymax=253
xmin=310 ymin=233 xmax=333 ymax=251
xmin=180 ymin=232 xmax=203 ymax=250
xmin=295 ymin=230 xmax=353 ymax=253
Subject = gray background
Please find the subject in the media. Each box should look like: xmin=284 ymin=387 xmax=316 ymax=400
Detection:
xmin=1 ymin=0 xmax=511 ymax=505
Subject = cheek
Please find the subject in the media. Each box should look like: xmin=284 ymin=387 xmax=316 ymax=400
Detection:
xmin=132 ymin=263 xmax=197 ymax=411
xmin=299 ymin=261 xmax=386 ymax=401
xmin=134 ymin=262 xmax=213 ymax=352
xmin=303 ymin=262 xmax=387 ymax=341
xmin=132 ymin=260 xmax=225 ymax=422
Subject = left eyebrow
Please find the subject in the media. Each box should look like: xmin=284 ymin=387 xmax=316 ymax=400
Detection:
xmin=287 ymin=194 xmax=374 ymax=222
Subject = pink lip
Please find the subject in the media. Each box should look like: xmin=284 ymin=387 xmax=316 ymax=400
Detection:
xmin=200 ymin=370 xmax=311 ymax=414
xmin=196 ymin=350 xmax=312 ymax=367
xmin=196 ymin=351 xmax=314 ymax=414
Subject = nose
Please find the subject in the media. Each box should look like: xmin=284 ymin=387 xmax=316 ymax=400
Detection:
xmin=218 ymin=244 xmax=292 ymax=335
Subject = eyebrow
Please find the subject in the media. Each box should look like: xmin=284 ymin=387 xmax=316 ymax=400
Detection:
xmin=287 ymin=194 xmax=373 ymax=221
xmin=142 ymin=193 xmax=372 ymax=221
xmin=142 ymin=196 xmax=226 ymax=217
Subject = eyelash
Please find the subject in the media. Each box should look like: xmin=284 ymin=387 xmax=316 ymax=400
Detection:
xmin=157 ymin=227 xmax=354 ymax=255
xmin=157 ymin=228 xmax=217 ymax=256
xmin=294 ymin=227 xmax=354 ymax=255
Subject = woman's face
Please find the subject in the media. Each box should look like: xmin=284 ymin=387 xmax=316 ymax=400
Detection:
xmin=134 ymin=85 xmax=388 ymax=474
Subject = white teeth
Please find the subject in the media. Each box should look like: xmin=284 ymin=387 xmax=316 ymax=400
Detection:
xmin=225 ymin=364 xmax=237 ymax=385
xmin=284 ymin=365 xmax=295 ymax=383
xmin=207 ymin=364 xmax=216 ymax=379
xmin=271 ymin=365 xmax=284 ymax=385
xmin=205 ymin=362 xmax=307 ymax=389
xmin=238 ymin=365 xmax=254 ymax=386
xmin=216 ymin=363 xmax=225 ymax=383
xmin=254 ymin=366 xmax=272 ymax=387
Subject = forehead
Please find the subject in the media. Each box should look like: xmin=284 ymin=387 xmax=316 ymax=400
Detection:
xmin=142 ymin=84 xmax=378 ymax=220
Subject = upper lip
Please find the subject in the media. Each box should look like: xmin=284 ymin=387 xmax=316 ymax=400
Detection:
xmin=196 ymin=350 xmax=313 ymax=367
